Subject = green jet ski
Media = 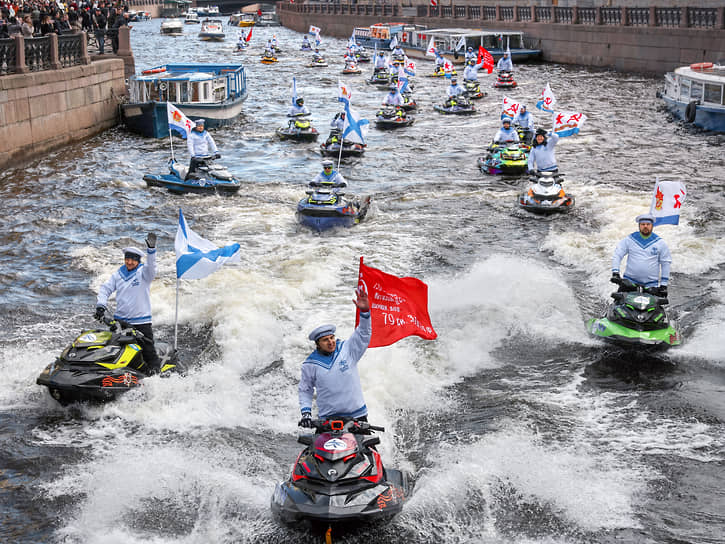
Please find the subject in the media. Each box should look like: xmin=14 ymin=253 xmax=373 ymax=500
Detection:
xmin=586 ymin=278 xmax=682 ymax=350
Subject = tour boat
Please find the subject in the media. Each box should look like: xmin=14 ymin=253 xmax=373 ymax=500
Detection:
xmin=160 ymin=19 xmax=184 ymax=36
xmin=184 ymin=10 xmax=200 ymax=24
xmin=199 ymin=19 xmax=225 ymax=41
xmin=121 ymin=63 xmax=248 ymax=138
xmin=661 ymin=62 xmax=725 ymax=133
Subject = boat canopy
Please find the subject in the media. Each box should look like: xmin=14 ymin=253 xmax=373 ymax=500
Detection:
xmin=422 ymin=28 xmax=526 ymax=51
xmin=666 ymin=65 xmax=725 ymax=106
xmin=129 ymin=64 xmax=246 ymax=105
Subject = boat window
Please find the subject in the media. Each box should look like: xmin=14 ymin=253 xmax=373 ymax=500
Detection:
xmin=679 ymin=78 xmax=690 ymax=100
xmin=180 ymin=82 xmax=189 ymax=102
xmin=191 ymin=82 xmax=199 ymax=102
xmin=690 ymin=81 xmax=703 ymax=101
xmin=704 ymin=83 xmax=723 ymax=105
xmin=203 ymin=82 xmax=211 ymax=101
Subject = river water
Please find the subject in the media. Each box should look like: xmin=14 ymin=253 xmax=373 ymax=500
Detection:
xmin=1 ymin=18 xmax=724 ymax=544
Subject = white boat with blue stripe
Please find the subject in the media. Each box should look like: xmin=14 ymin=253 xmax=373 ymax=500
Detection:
xmin=661 ymin=62 xmax=725 ymax=133
xmin=121 ymin=63 xmax=247 ymax=138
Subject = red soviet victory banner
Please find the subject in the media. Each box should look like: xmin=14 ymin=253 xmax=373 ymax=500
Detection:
xmin=355 ymin=257 xmax=437 ymax=348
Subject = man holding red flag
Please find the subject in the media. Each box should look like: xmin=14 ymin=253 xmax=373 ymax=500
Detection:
xmin=297 ymin=258 xmax=436 ymax=426
xmin=298 ymin=287 xmax=372 ymax=427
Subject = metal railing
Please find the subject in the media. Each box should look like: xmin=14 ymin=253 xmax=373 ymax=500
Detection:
xmin=281 ymin=2 xmax=724 ymax=30
xmin=1 ymin=33 xmax=88 ymax=75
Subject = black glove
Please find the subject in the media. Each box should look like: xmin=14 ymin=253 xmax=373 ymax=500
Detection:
xmin=610 ymin=272 xmax=621 ymax=284
xmin=94 ymin=305 xmax=106 ymax=321
xmin=298 ymin=412 xmax=313 ymax=428
xmin=145 ymin=232 xmax=156 ymax=249
xmin=214 ymin=153 xmax=221 ymax=159
xmin=657 ymin=285 xmax=668 ymax=298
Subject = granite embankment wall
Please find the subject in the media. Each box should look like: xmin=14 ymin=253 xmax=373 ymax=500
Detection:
xmin=277 ymin=3 xmax=725 ymax=74
xmin=0 ymin=27 xmax=133 ymax=171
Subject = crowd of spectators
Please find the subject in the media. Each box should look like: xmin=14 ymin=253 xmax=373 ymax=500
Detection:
xmin=0 ymin=2 xmax=133 ymax=54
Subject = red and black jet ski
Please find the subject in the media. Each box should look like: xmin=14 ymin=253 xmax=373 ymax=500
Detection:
xmin=271 ymin=418 xmax=409 ymax=524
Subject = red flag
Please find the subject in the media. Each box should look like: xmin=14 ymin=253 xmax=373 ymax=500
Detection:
xmin=478 ymin=46 xmax=494 ymax=74
xmin=245 ymin=26 xmax=253 ymax=42
xmin=257 ymin=8 xmax=262 ymax=16
xmin=356 ymin=257 xmax=437 ymax=348
xmin=430 ymin=0 xmax=437 ymax=6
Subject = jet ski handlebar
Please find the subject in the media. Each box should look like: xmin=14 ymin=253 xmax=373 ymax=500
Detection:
xmin=308 ymin=418 xmax=385 ymax=434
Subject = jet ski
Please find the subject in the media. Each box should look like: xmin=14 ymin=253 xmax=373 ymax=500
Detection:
xmin=300 ymin=43 xmax=313 ymax=51
xmin=516 ymin=124 xmax=534 ymax=145
xmin=375 ymin=107 xmax=414 ymax=129
xmin=464 ymin=80 xmax=486 ymax=99
xmin=517 ymin=171 xmax=574 ymax=214
xmin=277 ymin=114 xmax=319 ymax=142
xmin=399 ymin=93 xmax=417 ymax=112
xmin=493 ymin=71 xmax=517 ymax=89
xmin=354 ymin=50 xmax=371 ymax=63
xmin=308 ymin=56 xmax=328 ymax=68
xmin=36 ymin=315 xmax=183 ymax=406
xmin=367 ymin=69 xmax=391 ymax=86
xmin=478 ymin=141 xmax=531 ymax=175
xmin=296 ymin=181 xmax=370 ymax=231
xmin=426 ymin=66 xmax=457 ymax=78
xmin=391 ymin=53 xmax=405 ymax=66
xmin=342 ymin=60 xmax=362 ymax=74
xmin=319 ymin=129 xmax=366 ymax=158
xmin=143 ymin=157 xmax=241 ymax=195
xmin=260 ymin=52 xmax=278 ymax=64
xmin=271 ymin=418 xmax=409 ymax=523
xmin=586 ymin=278 xmax=683 ymax=349
xmin=433 ymin=96 xmax=476 ymax=115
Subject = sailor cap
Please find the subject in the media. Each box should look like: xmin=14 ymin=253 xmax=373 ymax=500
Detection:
xmin=309 ymin=324 xmax=336 ymax=341
xmin=122 ymin=246 xmax=144 ymax=260
xmin=635 ymin=213 xmax=655 ymax=224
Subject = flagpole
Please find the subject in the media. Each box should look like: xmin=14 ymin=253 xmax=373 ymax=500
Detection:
xmin=169 ymin=129 xmax=175 ymax=162
xmin=174 ymin=278 xmax=179 ymax=351
xmin=337 ymin=133 xmax=344 ymax=170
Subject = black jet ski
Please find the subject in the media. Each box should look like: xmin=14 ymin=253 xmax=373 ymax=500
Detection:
xmin=586 ymin=278 xmax=683 ymax=349
xmin=464 ymin=80 xmax=486 ymax=99
xmin=319 ymin=129 xmax=366 ymax=158
xmin=399 ymin=92 xmax=417 ymax=112
xmin=433 ymin=96 xmax=476 ymax=115
xmin=143 ymin=157 xmax=241 ymax=195
xmin=375 ymin=107 xmax=414 ymax=129
xmin=277 ymin=114 xmax=319 ymax=142
xmin=367 ymin=69 xmax=391 ymax=86
xmin=271 ymin=418 xmax=409 ymax=523
xmin=296 ymin=182 xmax=371 ymax=231
xmin=36 ymin=315 xmax=183 ymax=406
xmin=517 ymin=171 xmax=574 ymax=214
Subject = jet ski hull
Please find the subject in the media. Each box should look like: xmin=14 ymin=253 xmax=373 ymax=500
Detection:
xmin=276 ymin=127 xmax=319 ymax=142
xmin=143 ymin=173 xmax=241 ymax=195
xmin=433 ymin=104 xmax=476 ymax=115
xmin=518 ymin=193 xmax=574 ymax=214
xmin=271 ymin=468 xmax=407 ymax=523
xmin=319 ymin=142 xmax=366 ymax=158
xmin=296 ymin=197 xmax=370 ymax=231
xmin=586 ymin=317 xmax=682 ymax=349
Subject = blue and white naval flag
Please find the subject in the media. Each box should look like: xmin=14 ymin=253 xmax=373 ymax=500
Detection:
xmin=425 ymin=37 xmax=436 ymax=57
xmin=342 ymin=102 xmax=369 ymax=145
xmin=348 ymin=29 xmax=357 ymax=48
xmin=455 ymin=36 xmax=466 ymax=51
xmin=403 ymin=55 xmax=416 ymax=76
xmin=338 ymin=79 xmax=352 ymax=105
xmin=175 ymin=209 xmax=241 ymax=280
xmin=291 ymin=76 xmax=298 ymax=106
xmin=397 ymin=66 xmax=409 ymax=94
xmin=389 ymin=35 xmax=398 ymax=50
xmin=650 ymin=179 xmax=687 ymax=226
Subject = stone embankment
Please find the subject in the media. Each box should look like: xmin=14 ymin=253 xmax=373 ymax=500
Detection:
xmin=0 ymin=28 xmax=133 ymax=170
xmin=277 ymin=1 xmax=725 ymax=74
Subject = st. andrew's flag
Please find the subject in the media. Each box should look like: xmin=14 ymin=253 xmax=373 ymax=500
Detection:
xmin=342 ymin=101 xmax=369 ymax=145
xmin=175 ymin=209 xmax=241 ymax=280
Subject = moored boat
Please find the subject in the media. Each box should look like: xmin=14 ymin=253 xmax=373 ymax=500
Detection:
xmin=184 ymin=11 xmax=200 ymax=24
xmin=661 ymin=62 xmax=725 ymax=133
xmin=121 ymin=63 xmax=248 ymax=138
